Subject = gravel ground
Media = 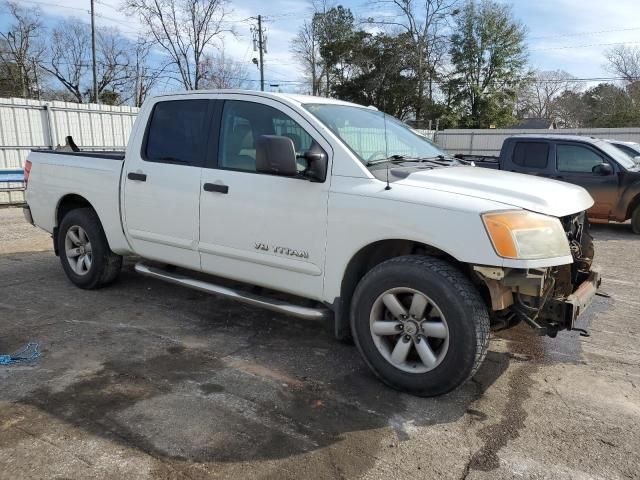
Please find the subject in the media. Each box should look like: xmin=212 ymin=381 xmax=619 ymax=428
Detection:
xmin=0 ymin=206 xmax=638 ymax=479
xmin=0 ymin=207 xmax=51 ymax=254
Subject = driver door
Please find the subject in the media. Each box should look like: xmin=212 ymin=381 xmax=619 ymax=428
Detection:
xmin=198 ymin=96 xmax=332 ymax=299
xmin=553 ymin=143 xmax=620 ymax=219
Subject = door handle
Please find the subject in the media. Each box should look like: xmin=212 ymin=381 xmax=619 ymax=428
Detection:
xmin=128 ymin=172 xmax=147 ymax=182
xmin=203 ymin=182 xmax=229 ymax=194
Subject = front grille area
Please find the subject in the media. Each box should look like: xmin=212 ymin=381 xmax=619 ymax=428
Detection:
xmin=560 ymin=211 xmax=594 ymax=288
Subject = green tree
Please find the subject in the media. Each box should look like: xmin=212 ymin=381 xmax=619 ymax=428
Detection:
xmin=582 ymin=83 xmax=640 ymax=128
xmin=332 ymin=32 xmax=417 ymax=119
xmin=317 ymin=6 xmax=357 ymax=92
xmin=0 ymin=60 xmax=24 ymax=97
xmin=447 ymin=0 xmax=528 ymax=127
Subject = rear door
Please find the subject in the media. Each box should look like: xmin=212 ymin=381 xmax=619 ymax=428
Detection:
xmin=505 ymin=140 xmax=553 ymax=177
xmin=553 ymin=142 xmax=620 ymax=219
xmin=198 ymin=96 xmax=331 ymax=299
xmin=122 ymin=98 xmax=213 ymax=270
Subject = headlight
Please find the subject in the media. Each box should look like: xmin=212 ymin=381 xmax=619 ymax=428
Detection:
xmin=482 ymin=210 xmax=570 ymax=259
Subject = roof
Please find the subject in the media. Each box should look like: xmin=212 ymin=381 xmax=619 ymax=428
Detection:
xmin=508 ymin=134 xmax=604 ymax=144
xmin=153 ymin=89 xmax=358 ymax=108
xmin=507 ymin=118 xmax=556 ymax=129
xmin=605 ymin=139 xmax=640 ymax=147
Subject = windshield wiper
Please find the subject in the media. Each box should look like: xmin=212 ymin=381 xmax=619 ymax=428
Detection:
xmin=366 ymin=154 xmax=453 ymax=166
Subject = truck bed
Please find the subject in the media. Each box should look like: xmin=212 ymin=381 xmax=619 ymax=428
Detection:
xmin=31 ymin=149 xmax=125 ymax=161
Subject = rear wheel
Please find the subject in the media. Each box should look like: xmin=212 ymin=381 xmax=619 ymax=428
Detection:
xmin=58 ymin=208 xmax=122 ymax=289
xmin=632 ymin=205 xmax=640 ymax=234
xmin=351 ymin=255 xmax=490 ymax=396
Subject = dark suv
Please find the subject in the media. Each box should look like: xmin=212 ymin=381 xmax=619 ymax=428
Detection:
xmin=471 ymin=135 xmax=640 ymax=233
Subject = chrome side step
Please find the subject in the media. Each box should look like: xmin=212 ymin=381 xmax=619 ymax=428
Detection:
xmin=134 ymin=262 xmax=331 ymax=321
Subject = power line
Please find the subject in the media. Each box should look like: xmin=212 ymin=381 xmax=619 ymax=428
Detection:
xmin=529 ymin=26 xmax=640 ymax=40
xmin=531 ymin=41 xmax=640 ymax=52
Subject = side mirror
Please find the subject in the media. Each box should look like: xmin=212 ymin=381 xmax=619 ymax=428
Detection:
xmin=300 ymin=141 xmax=328 ymax=182
xmin=592 ymin=163 xmax=613 ymax=175
xmin=256 ymin=135 xmax=298 ymax=176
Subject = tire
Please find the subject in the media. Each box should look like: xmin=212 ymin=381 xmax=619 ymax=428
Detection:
xmin=632 ymin=206 xmax=640 ymax=234
xmin=57 ymin=208 xmax=122 ymax=289
xmin=350 ymin=255 xmax=490 ymax=397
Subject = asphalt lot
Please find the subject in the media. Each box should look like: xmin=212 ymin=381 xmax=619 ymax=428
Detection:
xmin=0 ymin=206 xmax=639 ymax=479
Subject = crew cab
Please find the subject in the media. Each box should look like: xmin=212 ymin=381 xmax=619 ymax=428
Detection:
xmin=23 ymin=91 xmax=600 ymax=396
xmin=467 ymin=134 xmax=640 ymax=233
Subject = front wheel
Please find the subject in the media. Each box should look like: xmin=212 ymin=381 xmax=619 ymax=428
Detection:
xmin=58 ymin=208 xmax=122 ymax=289
xmin=351 ymin=255 xmax=490 ymax=396
xmin=632 ymin=205 xmax=640 ymax=234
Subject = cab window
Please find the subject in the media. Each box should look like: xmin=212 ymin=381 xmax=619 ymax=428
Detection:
xmin=556 ymin=144 xmax=605 ymax=173
xmin=144 ymin=100 xmax=209 ymax=166
xmin=512 ymin=142 xmax=548 ymax=169
xmin=218 ymin=100 xmax=313 ymax=172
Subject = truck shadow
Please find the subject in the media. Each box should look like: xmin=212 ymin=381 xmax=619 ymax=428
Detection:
xmin=3 ymin=259 xmax=591 ymax=473
xmin=18 ymin=347 xmax=507 ymax=465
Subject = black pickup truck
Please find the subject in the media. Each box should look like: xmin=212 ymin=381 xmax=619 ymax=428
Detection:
xmin=464 ymin=134 xmax=640 ymax=233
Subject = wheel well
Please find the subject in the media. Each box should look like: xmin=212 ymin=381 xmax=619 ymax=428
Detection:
xmin=626 ymin=193 xmax=640 ymax=220
xmin=56 ymin=194 xmax=93 ymax=226
xmin=331 ymin=240 xmax=461 ymax=340
xmin=53 ymin=194 xmax=95 ymax=256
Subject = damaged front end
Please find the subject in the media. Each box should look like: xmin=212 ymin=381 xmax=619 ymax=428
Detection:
xmin=475 ymin=212 xmax=601 ymax=338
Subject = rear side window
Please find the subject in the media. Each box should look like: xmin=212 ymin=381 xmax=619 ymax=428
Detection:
xmin=512 ymin=142 xmax=549 ymax=168
xmin=144 ymin=100 xmax=209 ymax=166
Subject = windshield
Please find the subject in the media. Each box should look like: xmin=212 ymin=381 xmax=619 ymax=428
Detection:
xmin=596 ymin=140 xmax=638 ymax=170
xmin=303 ymin=103 xmax=447 ymax=165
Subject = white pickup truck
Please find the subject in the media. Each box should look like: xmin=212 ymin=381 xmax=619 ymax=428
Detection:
xmin=23 ymin=90 xmax=600 ymax=396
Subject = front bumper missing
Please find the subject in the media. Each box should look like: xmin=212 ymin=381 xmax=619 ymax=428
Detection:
xmin=539 ymin=267 xmax=601 ymax=335
xmin=564 ymin=268 xmax=601 ymax=329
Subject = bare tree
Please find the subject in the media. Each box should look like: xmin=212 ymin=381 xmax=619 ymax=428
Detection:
xmin=127 ymin=39 xmax=162 ymax=107
xmin=95 ymin=30 xmax=131 ymax=103
xmin=290 ymin=0 xmax=334 ymax=96
xmin=373 ymin=0 xmax=459 ymax=121
xmin=200 ymin=50 xmax=248 ymax=89
xmin=41 ymin=20 xmax=89 ymax=102
xmin=519 ymin=70 xmax=580 ymax=119
xmin=41 ymin=20 xmax=134 ymax=104
xmin=0 ymin=1 xmax=45 ymax=98
xmin=605 ymin=45 xmax=640 ymax=84
xmin=125 ymin=0 xmax=230 ymax=90
xmin=290 ymin=19 xmax=323 ymax=95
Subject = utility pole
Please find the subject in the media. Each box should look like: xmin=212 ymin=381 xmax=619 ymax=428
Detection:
xmin=134 ymin=51 xmax=140 ymax=107
xmin=32 ymin=58 xmax=40 ymax=101
xmin=251 ymin=16 xmax=266 ymax=91
xmin=257 ymin=15 xmax=264 ymax=91
xmin=90 ymin=0 xmax=99 ymax=103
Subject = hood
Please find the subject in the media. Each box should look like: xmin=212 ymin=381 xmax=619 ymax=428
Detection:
xmin=394 ymin=165 xmax=594 ymax=218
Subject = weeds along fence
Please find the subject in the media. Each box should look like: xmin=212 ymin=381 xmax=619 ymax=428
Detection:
xmin=0 ymin=98 xmax=138 ymax=205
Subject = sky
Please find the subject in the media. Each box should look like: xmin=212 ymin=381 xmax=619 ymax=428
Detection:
xmin=2 ymin=0 xmax=640 ymax=95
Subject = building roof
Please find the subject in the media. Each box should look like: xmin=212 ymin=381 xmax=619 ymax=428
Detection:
xmin=507 ymin=118 xmax=556 ymax=129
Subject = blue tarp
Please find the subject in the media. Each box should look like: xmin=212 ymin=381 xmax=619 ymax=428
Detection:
xmin=0 ymin=169 xmax=24 ymax=183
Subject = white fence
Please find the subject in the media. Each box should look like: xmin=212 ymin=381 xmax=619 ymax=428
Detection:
xmin=0 ymin=98 xmax=138 ymax=205
xmin=3 ymin=97 xmax=640 ymax=204
xmin=436 ymin=127 xmax=640 ymax=156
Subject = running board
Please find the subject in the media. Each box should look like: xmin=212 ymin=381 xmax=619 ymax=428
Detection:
xmin=134 ymin=262 xmax=331 ymax=321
